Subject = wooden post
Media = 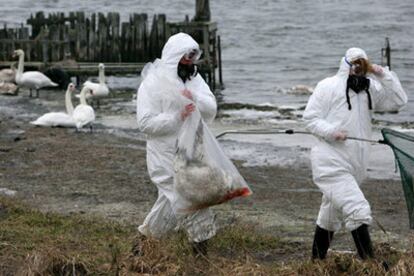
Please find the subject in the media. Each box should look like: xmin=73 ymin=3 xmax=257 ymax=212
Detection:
xmin=58 ymin=18 xmax=65 ymax=60
xmin=77 ymin=12 xmax=87 ymax=61
xmin=217 ymin=35 xmax=223 ymax=87
xmin=121 ymin=22 xmax=129 ymax=62
xmin=110 ymin=12 xmax=121 ymax=62
xmin=0 ymin=24 xmax=6 ymax=39
xmin=27 ymin=11 xmax=46 ymax=38
xmin=63 ymin=25 xmax=70 ymax=61
xmin=97 ymin=13 xmax=107 ymax=61
xmin=149 ymin=15 xmax=159 ymax=60
xmin=89 ymin=13 xmax=96 ymax=60
xmin=69 ymin=12 xmax=76 ymax=29
xmin=193 ymin=0 xmax=211 ymax=22
xmin=131 ymin=14 xmax=138 ymax=62
xmin=131 ymin=14 xmax=147 ymax=62
xmin=157 ymin=14 xmax=166 ymax=54
xmin=385 ymin=37 xmax=391 ymax=70
xmin=140 ymin=14 xmax=148 ymax=61
xmin=49 ymin=24 xmax=60 ymax=61
xmin=0 ymin=42 xmax=3 ymax=61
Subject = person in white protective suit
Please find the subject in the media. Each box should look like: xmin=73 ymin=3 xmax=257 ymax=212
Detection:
xmin=303 ymin=47 xmax=407 ymax=260
xmin=136 ymin=33 xmax=217 ymax=256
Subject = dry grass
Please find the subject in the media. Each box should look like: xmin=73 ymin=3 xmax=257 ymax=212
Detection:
xmin=1 ymin=197 xmax=414 ymax=275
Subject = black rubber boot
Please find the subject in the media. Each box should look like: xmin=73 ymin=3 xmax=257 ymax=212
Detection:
xmin=351 ymin=224 xmax=374 ymax=259
xmin=192 ymin=240 xmax=208 ymax=258
xmin=312 ymin=225 xmax=334 ymax=260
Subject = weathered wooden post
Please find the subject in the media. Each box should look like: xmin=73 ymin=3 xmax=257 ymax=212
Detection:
xmin=193 ymin=0 xmax=211 ymax=22
xmin=381 ymin=37 xmax=391 ymax=70
xmin=217 ymin=35 xmax=223 ymax=88
xmin=110 ymin=12 xmax=121 ymax=62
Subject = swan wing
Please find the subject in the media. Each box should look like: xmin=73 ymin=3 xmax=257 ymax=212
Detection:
xmin=73 ymin=105 xmax=95 ymax=129
xmin=93 ymin=84 xmax=110 ymax=98
xmin=83 ymin=81 xmax=99 ymax=90
xmin=83 ymin=81 xmax=110 ymax=98
xmin=31 ymin=112 xmax=75 ymax=127
xmin=21 ymin=71 xmax=58 ymax=88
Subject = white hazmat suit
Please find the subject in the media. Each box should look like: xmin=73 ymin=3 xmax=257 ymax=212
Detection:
xmin=136 ymin=33 xmax=217 ymax=242
xmin=303 ymin=48 xmax=407 ymax=232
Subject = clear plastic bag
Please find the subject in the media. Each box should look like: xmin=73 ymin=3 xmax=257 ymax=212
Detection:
xmin=173 ymin=106 xmax=252 ymax=214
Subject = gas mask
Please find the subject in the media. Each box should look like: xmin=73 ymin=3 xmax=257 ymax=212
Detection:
xmin=177 ymin=48 xmax=202 ymax=83
xmin=346 ymin=74 xmax=372 ymax=110
xmin=347 ymin=75 xmax=370 ymax=93
xmin=177 ymin=62 xmax=198 ymax=83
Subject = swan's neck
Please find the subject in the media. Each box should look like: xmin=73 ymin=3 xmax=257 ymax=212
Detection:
xmin=80 ymin=88 xmax=88 ymax=105
xmin=16 ymin=54 xmax=24 ymax=79
xmin=65 ymin=90 xmax=74 ymax=115
xmin=99 ymin=67 xmax=105 ymax=84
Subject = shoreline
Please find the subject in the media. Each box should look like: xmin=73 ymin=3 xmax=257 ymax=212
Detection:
xmin=0 ymin=107 xmax=412 ymax=255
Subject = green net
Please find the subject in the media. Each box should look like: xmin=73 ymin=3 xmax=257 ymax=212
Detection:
xmin=382 ymin=128 xmax=414 ymax=229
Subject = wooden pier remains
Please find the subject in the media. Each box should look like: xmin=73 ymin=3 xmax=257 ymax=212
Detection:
xmin=0 ymin=0 xmax=223 ymax=90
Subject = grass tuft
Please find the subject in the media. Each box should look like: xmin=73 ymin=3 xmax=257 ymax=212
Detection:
xmin=1 ymin=196 xmax=414 ymax=275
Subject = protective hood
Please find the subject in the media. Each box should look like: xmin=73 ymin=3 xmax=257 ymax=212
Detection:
xmin=345 ymin=47 xmax=368 ymax=62
xmin=161 ymin=33 xmax=200 ymax=70
xmin=336 ymin=47 xmax=368 ymax=78
xmin=141 ymin=33 xmax=200 ymax=81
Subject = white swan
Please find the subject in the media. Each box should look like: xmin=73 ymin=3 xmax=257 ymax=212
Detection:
xmin=0 ymin=62 xmax=16 ymax=83
xmin=0 ymin=81 xmax=18 ymax=95
xmin=13 ymin=49 xmax=58 ymax=97
xmin=30 ymin=83 xmax=76 ymax=127
xmin=73 ymin=86 xmax=95 ymax=131
xmin=77 ymin=63 xmax=109 ymax=107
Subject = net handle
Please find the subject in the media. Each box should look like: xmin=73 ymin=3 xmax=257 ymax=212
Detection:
xmin=216 ymin=129 xmax=386 ymax=144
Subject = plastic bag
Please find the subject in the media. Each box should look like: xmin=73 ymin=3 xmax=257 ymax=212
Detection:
xmin=173 ymin=106 xmax=252 ymax=214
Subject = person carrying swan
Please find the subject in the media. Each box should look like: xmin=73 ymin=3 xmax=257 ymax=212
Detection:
xmin=136 ymin=33 xmax=217 ymax=257
xmin=13 ymin=49 xmax=58 ymax=97
xmin=303 ymin=47 xmax=407 ymax=260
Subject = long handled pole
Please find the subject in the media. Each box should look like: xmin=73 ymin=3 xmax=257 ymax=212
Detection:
xmin=216 ymin=129 xmax=386 ymax=144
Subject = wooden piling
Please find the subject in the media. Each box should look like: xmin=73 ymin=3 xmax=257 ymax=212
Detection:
xmin=0 ymin=5 xmax=222 ymax=90
xmin=110 ymin=12 xmax=121 ymax=62
xmin=194 ymin=0 xmax=211 ymax=22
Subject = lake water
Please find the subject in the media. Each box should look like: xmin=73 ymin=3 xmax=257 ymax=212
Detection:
xmin=1 ymin=0 xmax=413 ymax=178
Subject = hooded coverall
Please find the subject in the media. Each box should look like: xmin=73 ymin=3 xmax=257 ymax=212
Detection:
xmin=303 ymin=48 xmax=407 ymax=232
xmin=136 ymin=33 xmax=217 ymax=242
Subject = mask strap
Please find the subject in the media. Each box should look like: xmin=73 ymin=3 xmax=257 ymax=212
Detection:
xmin=192 ymin=64 xmax=198 ymax=77
xmin=346 ymin=81 xmax=352 ymax=110
xmin=345 ymin=57 xmax=353 ymax=67
xmin=365 ymin=90 xmax=372 ymax=110
xmin=365 ymin=79 xmax=372 ymax=110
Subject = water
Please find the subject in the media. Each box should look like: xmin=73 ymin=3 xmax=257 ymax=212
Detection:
xmin=1 ymin=0 xmax=414 ymax=178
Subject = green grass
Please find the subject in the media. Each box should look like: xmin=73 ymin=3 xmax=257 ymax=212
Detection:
xmin=1 ymin=197 xmax=413 ymax=275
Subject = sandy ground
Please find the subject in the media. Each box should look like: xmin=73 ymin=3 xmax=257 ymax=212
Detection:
xmin=0 ymin=108 xmax=412 ymax=262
